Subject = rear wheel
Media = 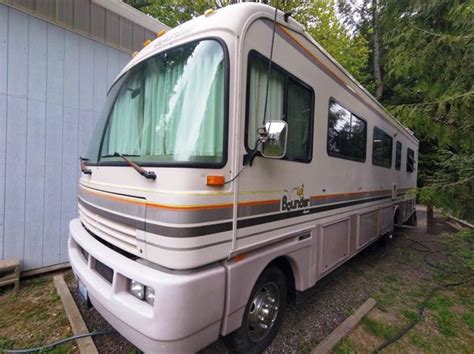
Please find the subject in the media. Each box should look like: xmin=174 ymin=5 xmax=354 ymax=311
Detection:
xmin=224 ymin=266 xmax=287 ymax=354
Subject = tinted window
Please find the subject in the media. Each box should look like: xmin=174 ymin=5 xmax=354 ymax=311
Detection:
xmin=395 ymin=141 xmax=402 ymax=170
xmin=246 ymin=51 xmax=314 ymax=162
xmin=327 ymin=99 xmax=367 ymax=162
xmin=372 ymin=127 xmax=393 ymax=168
xmin=407 ymin=148 xmax=415 ymax=172
xmin=286 ymin=79 xmax=313 ymax=161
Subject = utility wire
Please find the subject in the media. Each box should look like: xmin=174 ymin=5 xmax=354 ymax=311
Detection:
xmin=372 ymin=277 xmax=472 ymax=354
xmin=3 ymin=330 xmax=116 ymax=353
xmin=371 ymin=236 xmax=472 ymax=353
xmin=261 ymin=4 xmax=279 ymax=127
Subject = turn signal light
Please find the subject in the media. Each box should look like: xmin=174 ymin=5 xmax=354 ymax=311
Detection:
xmin=206 ymin=175 xmax=225 ymax=186
xmin=233 ymin=254 xmax=245 ymax=262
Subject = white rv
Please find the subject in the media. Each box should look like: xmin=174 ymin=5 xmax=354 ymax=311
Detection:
xmin=69 ymin=3 xmax=418 ymax=353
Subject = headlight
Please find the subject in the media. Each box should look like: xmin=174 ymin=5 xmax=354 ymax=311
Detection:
xmin=145 ymin=287 xmax=155 ymax=305
xmin=130 ymin=280 xmax=145 ymax=299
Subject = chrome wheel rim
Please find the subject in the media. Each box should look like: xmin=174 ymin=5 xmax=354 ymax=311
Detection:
xmin=247 ymin=281 xmax=280 ymax=342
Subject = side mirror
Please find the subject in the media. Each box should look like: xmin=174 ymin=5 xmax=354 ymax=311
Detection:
xmin=261 ymin=120 xmax=288 ymax=159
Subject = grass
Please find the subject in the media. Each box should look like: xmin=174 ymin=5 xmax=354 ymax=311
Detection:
xmin=333 ymin=338 xmax=356 ymax=354
xmin=337 ymin=226 xmax=474 ymax=354
xmin=425 ymin=294 xmax=462 ymax=337
xmin=372 ymin=287 xmax=398 ymax=312
xmin=409 ymin=333 xmax=432 ymax=351
xmin=462 ymin=312 xmax=474 ymax=330
xmin=0 ymin=274 xmax=76 ymax=353
xmin=362 ymin=317 xmax=399 ymax=341
xmin=401 ymin=309 xmax=420 ymax=322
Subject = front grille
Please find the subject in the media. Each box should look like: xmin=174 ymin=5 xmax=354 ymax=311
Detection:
xmin=95 ymin=260 xmax=114 ymax=284
xmin=78 ymin=245 xmax=89 ymax=262
xmin=82 ymin=223 xmax=139 ymax=261
xmin=78 ymin=202 xmax=138 ymax=255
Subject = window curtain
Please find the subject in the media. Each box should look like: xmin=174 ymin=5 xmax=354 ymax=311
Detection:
xmin=103 ymin=40 xmax=224 ymax=161
xmin=161 ymin=41 xmax=224 ymax=160
xmin=106 ymin=73 xmax=143 ymax=155
xmin=248 ymin=59 xmax=284 ymax=149
xmin=287 ymin=81 xmax=311 ymax=160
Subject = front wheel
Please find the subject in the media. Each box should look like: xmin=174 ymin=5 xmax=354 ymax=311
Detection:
xmin=224 ymin=266 xmax=287 ymax=354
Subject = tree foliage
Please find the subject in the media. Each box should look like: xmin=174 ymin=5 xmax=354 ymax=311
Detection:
xmin=291 ymin=0 xmax=369 ymax=80
xmin=128 ymin=0 xmax=369 ymax=80
xmin=339 ymin=0 xmax=473 ymax=221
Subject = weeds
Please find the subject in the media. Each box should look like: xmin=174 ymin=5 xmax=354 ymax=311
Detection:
xmin=334 ymin=338 xmax=356 ymax=354
xmin=362 ymin=317 xmax=399 ymax=340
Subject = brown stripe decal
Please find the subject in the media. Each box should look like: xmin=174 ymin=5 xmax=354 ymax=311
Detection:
xmin=79 ymin=183 xmax=411 ymax=229
xmin=78 ymin=198 xmax=233 ymax=238
xmin=237 ymin=194 xmax=393 ymax=229
xmin=78 ymin=193 xmax=398 ymax=239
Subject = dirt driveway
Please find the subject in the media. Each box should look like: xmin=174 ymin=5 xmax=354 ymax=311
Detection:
xmin=63 ymin=208 xmax=472 ymax=353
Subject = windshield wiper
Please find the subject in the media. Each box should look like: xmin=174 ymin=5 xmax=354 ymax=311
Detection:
xmin=101 ymin=153 xmax=140 ymax=158
xmin=102 ymin=152 xmax=156 ymax=181
xmin=80 ymin=157 xmax=92 ymax=175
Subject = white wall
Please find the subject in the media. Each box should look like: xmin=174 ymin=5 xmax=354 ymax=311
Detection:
xmin=0 ymin=4 xmax=130 ymax=270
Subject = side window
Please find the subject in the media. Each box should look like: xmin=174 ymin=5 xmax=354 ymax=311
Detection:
xmin=286 ymin=78 xmax=313 ymax=161
xmin=407 ymin=148 xmax=415 ymax=172
xmin=395 ymin=141 xmax=402 ymax=170
xmin=327 ymin=99 xmax=367 ymax=162
xmin=247 ymin=55 xmax=285 ymax=150
xmin=246 ymin=51 xmax=314 ymax=162
xmin=372 ymin=127 xmax=393 ymax=168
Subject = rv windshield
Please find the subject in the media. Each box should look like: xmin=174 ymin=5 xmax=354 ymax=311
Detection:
xmin=86 ymin=39 xmax=226 ymax=166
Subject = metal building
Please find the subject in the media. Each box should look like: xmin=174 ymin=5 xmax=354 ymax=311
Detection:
xmin=0 ymin=0 xmax=168 ymax=273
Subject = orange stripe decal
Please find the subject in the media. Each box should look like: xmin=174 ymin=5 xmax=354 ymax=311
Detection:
xmin=80 ymin=185 xmax=396 ymax=212
xmin=238 ymin=199 xmax=280 ymax=207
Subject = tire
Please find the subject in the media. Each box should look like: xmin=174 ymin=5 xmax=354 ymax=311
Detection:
xmin=224 ymin=265 xmax=287 ymax=354
xmin=407 ymin=211 xmax=417 ymax=226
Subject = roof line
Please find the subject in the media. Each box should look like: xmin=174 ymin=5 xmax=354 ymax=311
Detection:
xmin=93 ymin=0 xmax=170 ymax=33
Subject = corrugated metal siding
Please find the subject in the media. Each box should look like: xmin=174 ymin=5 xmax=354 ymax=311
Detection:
xmin=0 ymin=4 xmax=131 ymax=270
xmin=1 ymin=0 xmax=162 ymax=53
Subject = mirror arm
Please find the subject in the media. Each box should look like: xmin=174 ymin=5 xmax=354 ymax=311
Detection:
xmin=243 ymin=137 xmax=265 ymax=167
xmin=243 ymin=150 xmax=259 ymax=167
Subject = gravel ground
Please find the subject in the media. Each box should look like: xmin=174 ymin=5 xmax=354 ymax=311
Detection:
xmin=66 ymin=208 xmax=453 ymax=353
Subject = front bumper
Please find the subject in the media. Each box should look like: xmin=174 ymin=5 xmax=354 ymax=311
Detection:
xmin=68 ymin=218 xmax=226 ymax=353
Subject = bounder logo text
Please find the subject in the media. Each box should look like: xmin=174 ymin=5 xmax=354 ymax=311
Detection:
xmin=281 ymin=184 xmax=310 ymax=212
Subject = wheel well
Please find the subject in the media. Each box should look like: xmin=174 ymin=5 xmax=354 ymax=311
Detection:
xmin=394 ymin=207 xmax=401 ymax=225
xmin=268 ymin=257 xmax=296 ymax=295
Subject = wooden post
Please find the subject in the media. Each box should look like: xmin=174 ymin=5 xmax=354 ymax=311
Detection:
xmin=54 ymin=275 xmax=98 ymax=354
xmin=312 ymin=298 xmax=377 ymax=354
xmin=0 ymin=259 xmax=20 ymax=292
xmin=427 ymin=204 xmax=434 ymax=234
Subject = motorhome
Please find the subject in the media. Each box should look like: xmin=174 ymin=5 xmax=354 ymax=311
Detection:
xmin=69 ymin=3 xmax=418 ymax=353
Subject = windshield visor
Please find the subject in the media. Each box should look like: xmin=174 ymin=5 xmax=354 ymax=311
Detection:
xmin=86 ymin=39 xmax=226 ymax=167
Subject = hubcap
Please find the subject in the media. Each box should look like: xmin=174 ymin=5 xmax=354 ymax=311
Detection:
xmin=247 ymin=282 xmax=280 ymax=342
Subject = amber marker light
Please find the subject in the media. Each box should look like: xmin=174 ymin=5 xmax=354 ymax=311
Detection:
xmin=204 ymin=8 xmax=215 ymax=17
xmin=233 ymin=254 xmax=245 ymax=262
xmin=206 ymin=175 xmax=225 ymax=186
xmin=157 ymin=30 xmax=166 ymax=38
xmin=143 ymin=39 xmax=151 ymax=47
